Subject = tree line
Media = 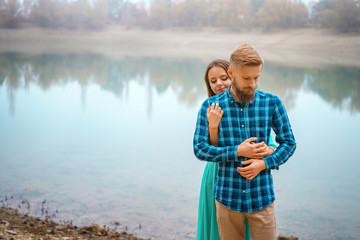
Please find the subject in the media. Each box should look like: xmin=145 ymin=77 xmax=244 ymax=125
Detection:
xmin=0 ymin=0 xmax=359 ymax=32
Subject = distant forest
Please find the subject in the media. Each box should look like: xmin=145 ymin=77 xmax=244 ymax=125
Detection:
xmin=0 ymin=0 xmax=359 ymax=32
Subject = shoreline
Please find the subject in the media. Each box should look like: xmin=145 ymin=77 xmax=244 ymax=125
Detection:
xmin=0 ymin=207 xmax=148 ymax=240
xmin=1 ymin=26 xmax=360 ymax=68
xmin=0 ymin=206 xmax=299 ymax=240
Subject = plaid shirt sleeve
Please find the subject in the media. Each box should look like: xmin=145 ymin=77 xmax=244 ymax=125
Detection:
xmin=263 ymin=96 xmax=296 ymax=170
xmin=193 ymin=102 xmax=238 ymax=162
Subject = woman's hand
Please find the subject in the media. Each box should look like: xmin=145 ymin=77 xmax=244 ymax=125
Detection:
xmin=237 ymin=137 xmax=272 ymax=159
xmin=265 ymin=146 xmax=275 ymax=157
xmin=207 ymin=103 xmax=223 ymax=128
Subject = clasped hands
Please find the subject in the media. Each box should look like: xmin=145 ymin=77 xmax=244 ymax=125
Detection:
xmin=236 ymin=137 xmax=271 ymax=180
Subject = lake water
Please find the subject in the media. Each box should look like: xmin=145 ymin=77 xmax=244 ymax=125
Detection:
xmin=0 ymin=52 xmax=359 ymax=240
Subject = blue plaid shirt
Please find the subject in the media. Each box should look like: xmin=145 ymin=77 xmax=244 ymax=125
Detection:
xmin=193 ymin=87 xmax=296 ymax=213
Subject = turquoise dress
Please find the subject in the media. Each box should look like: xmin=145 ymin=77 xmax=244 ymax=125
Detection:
xmin=197 ymin=135 xmax=277 ymax=240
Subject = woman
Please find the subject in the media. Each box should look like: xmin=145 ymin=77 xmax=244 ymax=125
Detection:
xmin=197 ymin=59 xmax=277 ymax=240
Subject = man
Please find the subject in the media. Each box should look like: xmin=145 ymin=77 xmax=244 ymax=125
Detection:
xmin=193 ymin=44 xmax=296 ymax=240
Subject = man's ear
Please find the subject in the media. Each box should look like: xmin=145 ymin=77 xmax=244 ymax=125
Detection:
xmin=228 ymin=66 xmax=233 ymax=79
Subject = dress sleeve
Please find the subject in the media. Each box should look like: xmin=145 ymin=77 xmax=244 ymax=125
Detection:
xmin=268 ymin=133 xmax=277 ymax=149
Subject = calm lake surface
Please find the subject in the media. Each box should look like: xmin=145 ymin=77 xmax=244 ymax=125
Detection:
xmin=1 ymin=52 xmax=359 ymax=240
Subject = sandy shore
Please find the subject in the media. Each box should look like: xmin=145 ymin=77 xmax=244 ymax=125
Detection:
xmin=0 ymin=26 xmax=359 ymax=68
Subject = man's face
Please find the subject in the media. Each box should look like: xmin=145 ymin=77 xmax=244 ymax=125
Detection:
xmin=228 ymin=65 xmax=262 ymax=103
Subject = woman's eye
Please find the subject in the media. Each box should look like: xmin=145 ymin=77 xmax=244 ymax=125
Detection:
xmin=221 ymin=77 xmax=228 ymax=81
xmin=211 ymin=80 xmax=217 ymax=84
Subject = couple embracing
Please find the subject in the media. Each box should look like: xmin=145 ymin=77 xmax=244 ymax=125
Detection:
xmin=193 ymin=44 xmax=296 ymax=240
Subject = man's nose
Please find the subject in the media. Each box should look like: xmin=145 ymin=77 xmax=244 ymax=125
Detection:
xmin=249 ymin=79 xmax=256 ymax=88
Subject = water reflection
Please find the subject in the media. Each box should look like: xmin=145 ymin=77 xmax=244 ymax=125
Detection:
xmin=1 ymin=52 xmax=359 ymax=116
xmin=0 ymin=53 xmax=207 ymax=117
xmin=261 ymin=63 xmax=306 ymax=110
xmin=306 ymin=66 xmax=360 ymax=113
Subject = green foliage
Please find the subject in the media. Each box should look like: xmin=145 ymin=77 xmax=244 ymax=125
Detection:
xmin=91 ymin=0 xmax=110 ymax=29
xmin=119 ymin=2 xmax=147 ymax=27
xmin=311 ymin=0 xmax=360 ymax=32
xmin=148 ymin=0 xmax=171 ymax=29
xmin=30 ymin=0 xmax=65 ymax=28
xmin=0 ymin=0 xmax=359 ymax=32
xmin=0 ymin=0 xmax=22 ymax=28
xmin=257 ymin=0 xmax=308 ymax=31
xmin=0 ymin=0 xmax=110 ymax=29
xmin=170 ymin=0 xmax=207 ymax=29
xmin=146 ymin=0 xmax=309 ymax=31
xmin=212 ymin=0 xmax=253 ymax=30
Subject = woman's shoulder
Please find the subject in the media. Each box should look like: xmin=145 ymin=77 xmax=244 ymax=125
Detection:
xmin=201 ymin=92 xmax=227 ymax=106
xmin=210 ymin=91 xmax=228 ymax=101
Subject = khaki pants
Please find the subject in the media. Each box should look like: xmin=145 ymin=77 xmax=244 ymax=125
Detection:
xmin=215 ymin=200 xmax=276 ymax=240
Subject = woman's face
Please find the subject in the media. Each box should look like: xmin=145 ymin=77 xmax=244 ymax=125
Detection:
xmin=208 ymin=66 xmax=232 ymax=95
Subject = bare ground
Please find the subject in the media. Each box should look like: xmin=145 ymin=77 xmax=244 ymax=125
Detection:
xmin=0 ymin=26 xmax=359 ymax=68
xmin=0 ymin=207 xmax=299 ymax=240
xmin=0 ymin=207 xmax=148 ymax=240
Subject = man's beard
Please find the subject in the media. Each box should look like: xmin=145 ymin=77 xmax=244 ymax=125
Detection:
xmin=231 ymin=78 xmax=257 ymax=103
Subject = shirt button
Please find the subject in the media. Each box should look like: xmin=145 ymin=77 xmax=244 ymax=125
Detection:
xmin=241 ymin=125 xmax=244 ymax=127
xmin=243 ymin=190 xmax=246 ymax=193
xmin=241 ymin=109 xmax=243 ymax=111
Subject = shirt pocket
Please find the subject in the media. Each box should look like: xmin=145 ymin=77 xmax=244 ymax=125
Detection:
xmin=249 ymin=120 xmax=268 ymax=143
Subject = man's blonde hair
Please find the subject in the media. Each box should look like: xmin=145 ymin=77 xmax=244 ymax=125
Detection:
xmin=230 ymin=44 xmax=263 ymax=70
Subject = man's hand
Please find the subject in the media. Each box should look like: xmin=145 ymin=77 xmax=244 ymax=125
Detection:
xmin=237 ymin=159 xmax=267 ymax=180
xmin=237 ymin=137 xmax=268 ymax=158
